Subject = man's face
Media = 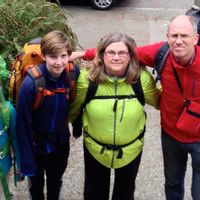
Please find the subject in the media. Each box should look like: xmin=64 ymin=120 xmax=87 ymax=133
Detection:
xmin=43 ymin=50 xmax=69 ymax=78
xmin=167 ymin=16 xmax=199 ymax=64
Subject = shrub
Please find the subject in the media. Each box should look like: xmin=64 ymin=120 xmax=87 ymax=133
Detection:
xmin=0 ymin=0 xmax=79 ymax=69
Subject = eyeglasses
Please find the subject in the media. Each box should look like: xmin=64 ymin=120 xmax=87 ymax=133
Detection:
xmin=104 ymin=50 xmax=129 ymax=58
xmin=168 ymin=34 xmax=195 ymax=41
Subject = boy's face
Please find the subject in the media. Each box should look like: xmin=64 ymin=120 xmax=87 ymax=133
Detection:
xmin=43 ymin=50 xmax=69 ymax=78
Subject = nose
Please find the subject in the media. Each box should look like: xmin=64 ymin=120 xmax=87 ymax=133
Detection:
xmin=175 ymin=35 xmax=183 ymax=44
xmin=113 ymin=53 xmax=120 ymax=58
xmin=55 ymin=57 xmax=63 ymax=64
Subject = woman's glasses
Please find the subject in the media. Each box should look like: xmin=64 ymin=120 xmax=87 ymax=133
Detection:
xmin=104 ymin=50 xmax=129 ymax=58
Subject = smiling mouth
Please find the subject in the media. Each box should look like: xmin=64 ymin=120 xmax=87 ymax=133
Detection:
xmin=112 ymin=63 xmax=122 ymax=65
xmin=54 ymin=66 xmax=62 ymax=69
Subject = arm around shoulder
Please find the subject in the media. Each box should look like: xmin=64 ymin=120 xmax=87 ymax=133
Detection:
xmin=140 ymin=69 xmax=161 ymax=109
xmin=69 ymin=48 xmax=96 ymax=62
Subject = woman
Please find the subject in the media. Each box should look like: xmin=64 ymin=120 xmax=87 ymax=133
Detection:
xmin=69 ymin=32 xmax=161 ymax=200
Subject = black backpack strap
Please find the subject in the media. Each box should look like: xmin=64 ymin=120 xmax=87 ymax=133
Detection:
xmin=27 ymin=66 xmax=45 ymax=110
xmin=153 ymin=42 xmax=170 ymax=82
xmin=84 ymin=79 xmax=145 ymax=106
xmin=83 ymin=81 xmax=98 ymax=107
xmin=131 ymin=78 xmax=145 ymax=106
xmin=71 ymin=80 xmax=98 ymax=138
xmin=66 ymin=63 xmax=79 ymax=103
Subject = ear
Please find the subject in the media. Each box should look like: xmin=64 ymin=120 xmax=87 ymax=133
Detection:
xmin=194 ymin=33 xmax=199 ymax=45
xmin=42 ymin=54 xmax=46 ymax=61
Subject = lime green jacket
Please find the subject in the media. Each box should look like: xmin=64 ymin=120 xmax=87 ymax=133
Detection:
xmin=69 ymin=68 xmax=161 ymax=168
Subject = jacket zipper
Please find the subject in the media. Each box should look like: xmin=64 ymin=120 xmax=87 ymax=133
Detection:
xmin=111 ymin=77 xmax=118 ymax=168
xmin=46 ymin=83 xmax=60 ymax=153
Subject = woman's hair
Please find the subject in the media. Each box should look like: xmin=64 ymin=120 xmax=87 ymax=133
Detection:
xmin=88 ymin=32 xmax=140 ymax=83
xmin=41 ymin=30 xmax=72 ymax=56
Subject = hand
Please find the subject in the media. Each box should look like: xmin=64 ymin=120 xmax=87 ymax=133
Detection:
xmin=72 ymin=117 xmax=83 ymax=138
xmin=69 ymin=51 xmax=85 ymax=62
xmin=15 ymin=170 xmax=25 ymax=182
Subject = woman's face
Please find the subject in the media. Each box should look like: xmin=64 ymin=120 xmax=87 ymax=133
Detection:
xmin=103 ymin=41 xmax=130 ymax=77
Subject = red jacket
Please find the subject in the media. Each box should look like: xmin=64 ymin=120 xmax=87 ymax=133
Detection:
xmin=84 ymin=42 xmax=200 ymax=143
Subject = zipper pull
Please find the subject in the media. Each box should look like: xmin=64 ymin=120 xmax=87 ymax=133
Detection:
xmin=113 ymin=99 xmax=118 ymax=112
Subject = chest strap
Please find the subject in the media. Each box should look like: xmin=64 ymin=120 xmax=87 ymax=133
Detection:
xmin=84 ymin=126 xmax=145 ymax=159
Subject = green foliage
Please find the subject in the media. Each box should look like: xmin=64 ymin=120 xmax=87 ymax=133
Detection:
xmin=0 ymin=0 xmax=79 ymax=69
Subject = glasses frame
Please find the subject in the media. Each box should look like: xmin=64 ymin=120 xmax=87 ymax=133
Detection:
xmin=168 ymin=33 xmax=196 ymax=42
xmin=104 ymin=50 xmax=129 ymax=58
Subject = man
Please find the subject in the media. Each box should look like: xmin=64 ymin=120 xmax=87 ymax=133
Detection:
xmin=71 ymin=15 xmax=200 ymax=200
xmin=137 ymin=15 xmax=200 ymax=200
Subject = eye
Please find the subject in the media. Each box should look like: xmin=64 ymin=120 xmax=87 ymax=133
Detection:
xmin=105 ymin=51 xmax=116 ymax=57
xmin=61 ymin=53 xmax=69 ymax=58
xmin=118 ymin=51 xmax=129 ymax=57
xmin=49 ymin=55 xmax=56 ymax=59
xmin=181 ymin=34 xmax=188 ymax=39
xmin=170 ymin=34 xmax=178 ymax=39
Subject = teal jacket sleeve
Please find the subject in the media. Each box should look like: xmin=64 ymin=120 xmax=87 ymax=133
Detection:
xmin=8 ymin=101 xmax=21 ymax=171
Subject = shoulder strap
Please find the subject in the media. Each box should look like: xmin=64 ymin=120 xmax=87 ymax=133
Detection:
xmin=131 ymin=78 xmax=145 ymax=106
xmin=27 ymin=66 xmax=45 ymax=110
xmin=153 ymin=42 xmax=170 ymax=82
xmin=83 ymin=79 xmax=145 ymax=107
xmin=28 ymin=63 xmax=79 ymax=110
xmin=71 ymin=80 xmax=97 ymax=138
xmin=82 ymin=81 xmax=98 ymax=109
xmin=66 ymin=62 xmax=79 ymax=102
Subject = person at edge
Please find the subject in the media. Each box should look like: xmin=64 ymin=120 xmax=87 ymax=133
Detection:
xmin=16 ymin=30 xmax=80 ymax=200
xmin=70 ymin=15 xmax=200 ymax=200
xmin=0 ymin=54 xmax=21 ymax=200
xmin=69 ymin=32 xmax=161 ymax=200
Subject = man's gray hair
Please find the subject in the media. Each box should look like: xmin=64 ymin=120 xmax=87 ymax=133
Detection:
xmin=167 ymin=15 xmax=198 ymax=34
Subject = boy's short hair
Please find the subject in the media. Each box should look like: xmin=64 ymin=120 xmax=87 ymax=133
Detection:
xmin=41 ymin=30 xmax=72 ymax=56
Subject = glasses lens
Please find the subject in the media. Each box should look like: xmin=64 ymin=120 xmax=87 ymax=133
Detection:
xmin=105 ymin=51 xmax=128 ymax=57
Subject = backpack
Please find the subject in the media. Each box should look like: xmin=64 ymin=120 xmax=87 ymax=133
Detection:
xmin=72 ymin=78 xmax=145 ymax=138
xmin=9 ymin=38 xmax=43 ymax=107
xmin=153 ymin=8 xmax=200 ymax=81
xmin=9 ymin=38 xmax=77 ymax=109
